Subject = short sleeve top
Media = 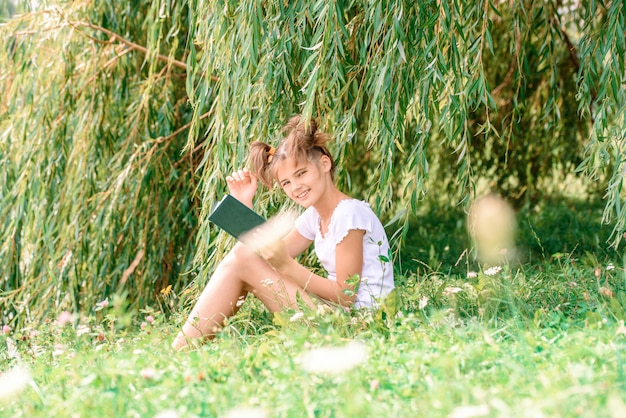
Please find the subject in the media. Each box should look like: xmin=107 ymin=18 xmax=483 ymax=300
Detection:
xmin=295 ymin=199 xmax=395 ymax=308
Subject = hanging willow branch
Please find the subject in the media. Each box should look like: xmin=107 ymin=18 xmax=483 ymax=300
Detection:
xmin=71 ymin=21 xmax=187 ymax=70
xmin=60 ymin=5 xmax=220 ymax=82
xmin=155 ymin=109 xmax=214 ymax=145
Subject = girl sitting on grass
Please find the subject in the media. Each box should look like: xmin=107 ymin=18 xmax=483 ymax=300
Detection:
xmin=172 ymin=115 xmax=394 ymax=350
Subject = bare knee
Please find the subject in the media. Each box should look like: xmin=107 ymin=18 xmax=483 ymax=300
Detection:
xmin=229 ymin=242 xmax=257 ymax=262
xmin=220 ymin=243 xmax=270 ymax=277
xmin=218 ymin=243 xmax=250 ymax=268
xmin=209 ymin=243 xmax=254 ymax=279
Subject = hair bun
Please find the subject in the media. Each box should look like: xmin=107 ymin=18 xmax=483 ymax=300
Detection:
xmin=249 ymin=115 xmax=336 ymax=187
xmin=283 ymin=115 xmax=319 ymax=136
xmin=283 ymin=115 xmax=300 ymax=134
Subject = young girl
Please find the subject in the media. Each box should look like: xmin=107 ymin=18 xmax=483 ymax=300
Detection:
xmin=172 ymin=115 xmax=394 ymax=350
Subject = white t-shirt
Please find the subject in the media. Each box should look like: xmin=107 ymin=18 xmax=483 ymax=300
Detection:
xmin=295 ymin=199 xmax=395 ymax=308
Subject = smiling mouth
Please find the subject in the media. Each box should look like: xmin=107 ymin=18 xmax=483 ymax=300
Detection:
xmin=296 ymin=190 xmax=309 ymax=200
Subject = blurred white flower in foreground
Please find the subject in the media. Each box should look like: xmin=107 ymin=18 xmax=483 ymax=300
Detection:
xmin=154 ymin=410 xmax=180 ymax=418
xmin=448 ymin=404 xmax=489 ymax=418
xmin=467 ymin=194 xmax=517 ymax=266
xmin=0 ymin=365 xmax=32 ymax=403
xmin=607 ymin=392 xmax=626 ymax=418
xmin=289 ymin=312 xmax=304 ymax=322
xmin=222 ymin=406 xmax=268 ymax=418
xmin=484 ymin=266 xmax=502 ymax=276
xmin=140 ymin=367 xmax=157 ymax=379
xmin=239 ymin=210 xmax=296 ymax=253
xmin=298 ymin=340 xmax=369 ymax=375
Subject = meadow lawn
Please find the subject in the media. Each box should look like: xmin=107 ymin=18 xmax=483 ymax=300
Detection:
xmin=2 ymin=197 xmax=626 ymax=417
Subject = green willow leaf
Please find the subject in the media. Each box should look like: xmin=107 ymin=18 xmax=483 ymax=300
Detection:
xmin=1 ymin=0 xmax=624 ymax=324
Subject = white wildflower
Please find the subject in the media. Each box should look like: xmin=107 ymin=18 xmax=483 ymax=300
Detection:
xmin=76 ymin=324 xmax=91 ymax=336
xmin=6 ymin=338 xmax=19 ymax=360
xmin=154 ymin=410 xmax=180 ymax=418
xmin=260 ymin=278 xmax=274 ymax=287
xmin=96 ymin=299 xmax=109 ymax=308
xmin=236 ymin=296 xmax=246 ymax=307
xmin=0 ymin=365 xmax=31 ymax=403
xmin=484 ymin=266 xmax=502 ymax=276
xmin=140 ymin=367 xmax=157 ymax=379
xmin=298 ymin=340 xmax=369 ymax=375
xmin=467 ymin=271 xmax=478 ymax=279
xmin=607 ymin=394 xmax=626 ymax=418
xmin=418 ymin=296 xmax=429 ymax=310
xmin=316 ymin=304 xmax=326 ymax=315
xmin=289 ymin=312 xmax=304 ymax=322
xmin=222 ymin=406 xmax=268 ymax=418
xmin=443 ymin=287 xmax=463 ymax=296
xmin=52 ymin=344 xmax=65 ymax=357
xmin=606 ymin=264 xmax=615 ymax=271
xmin=448 ymin=404 xmax=489 ymax=418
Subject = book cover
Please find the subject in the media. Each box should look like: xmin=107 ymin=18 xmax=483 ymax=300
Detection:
xmin=208 ymin=194 xmax=266 ymax=239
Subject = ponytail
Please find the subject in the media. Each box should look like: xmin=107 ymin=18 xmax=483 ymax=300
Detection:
xmin=249 ymin=141 xmax=276 ymax=187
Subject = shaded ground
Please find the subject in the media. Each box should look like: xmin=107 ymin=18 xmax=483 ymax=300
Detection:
xmin=396 ymin=195 xmax=620 ymax=276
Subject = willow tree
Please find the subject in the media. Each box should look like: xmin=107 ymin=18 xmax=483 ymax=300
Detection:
xmin=1 ymin=0 xmax=624 ymax=324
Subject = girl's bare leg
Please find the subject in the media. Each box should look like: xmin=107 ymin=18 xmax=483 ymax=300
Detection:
xmin=172 ymin=243 xmax=314 ymax=350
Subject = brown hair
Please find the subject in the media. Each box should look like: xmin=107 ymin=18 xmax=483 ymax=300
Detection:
xmin=249 ymin=115 xmax=335 ymax=187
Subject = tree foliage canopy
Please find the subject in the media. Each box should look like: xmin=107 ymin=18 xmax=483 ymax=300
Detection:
xmin=1 ymin=0 xmax=624 ymax=324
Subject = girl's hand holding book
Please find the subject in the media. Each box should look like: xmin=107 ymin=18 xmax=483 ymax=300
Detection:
xmin=240 ymin=210 xmax=297 ymax=261
xmin=257 ymin=238 xmax=291 ymax=270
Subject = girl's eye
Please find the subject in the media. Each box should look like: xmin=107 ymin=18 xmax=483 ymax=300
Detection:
xmin=297 ymin=170 xmax=306 ymax=177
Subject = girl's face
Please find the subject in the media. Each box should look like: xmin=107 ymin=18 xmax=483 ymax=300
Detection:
xmin=275 ymin=156 xmax=331 ymax=208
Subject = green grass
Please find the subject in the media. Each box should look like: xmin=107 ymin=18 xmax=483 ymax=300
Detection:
xmin=3 ymin=196 xmax=626 ymax=417
xmin=397 ymin=195 xmax=620 ymax=277
xmin=2 ymin=303 xmax=626 ymax=417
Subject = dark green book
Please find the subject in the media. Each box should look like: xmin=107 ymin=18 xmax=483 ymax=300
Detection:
xmin=208 ymin=194 xmax=266 ymax=239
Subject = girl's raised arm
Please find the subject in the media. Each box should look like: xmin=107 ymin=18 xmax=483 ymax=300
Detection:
xmin=226 ymin=168 xmax=258 ymax=209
